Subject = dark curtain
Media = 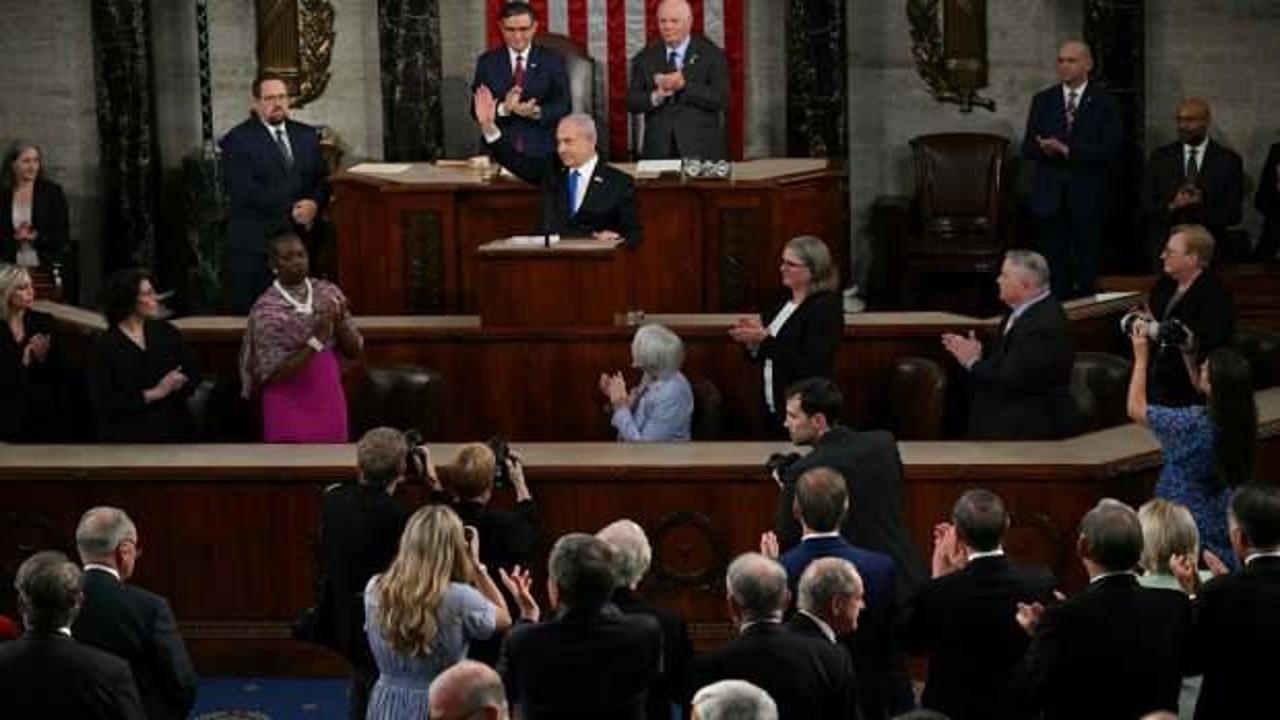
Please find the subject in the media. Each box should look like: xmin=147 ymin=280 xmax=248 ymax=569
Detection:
xmin=91 ymin=0 xmax=161 ymax=271
xmin=1085 ymin=0 xmax=1145 ymax=273
xmin=379 ymin=0 xmax=444 ymax=161
xmin=786 ymin=0 xmax=847 ymax=157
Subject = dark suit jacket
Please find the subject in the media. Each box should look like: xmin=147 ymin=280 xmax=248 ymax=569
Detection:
xmin=1190 ymin=555 xmax=1280 ymax=719
xmin=686 ymin=621 xmax=857 ymax=720
xmin=785 ymin=610 xmax=835 ymax=643
xmin=1146 ymin=270 xmax=1235 ymax=407
xmin=1142 ymin=140 xmax=1243 ymax=254
xmin=1022 ymin=83 xmax=1122 ymax=220
xmin=0 ymin=178 xmax=69 ymax=264
xmin=472 ymin=44 xmax=570 ymax=159
xmin=777 ymin=426 xmax=928 ymax=604
xmin=87 ymin=320 xmax=200 ymax=442
xmin=626 ymin=34 xmax=729 ymax=160
xmin=752 ymin=290 xmax=844 ymax=416
xmin=613 ymin=587 xmax=693 ymax=720
xmin=899 ymin=555 xmax=1056 ymax=720
xmin=1012 ymin=574 xmax=1192 ymax=720
xmin=487 ymin=135 xmax=643 ymax=245
xmin=968 ymin=294 xmax=1076 ymax=440
xmin=0 ymin=631 xmax=145 ymax=719
xmin=220 ymin=115 xmax=330 ymax=256
xmin=499 ymin=603 xmax=662 ymax=720
xmin=71 ymin=569 xmax=197 ymax=720
xmin=1256 ymin=142 xmax=1280 ymax=251
xmin=0 ymin=308 xmax=69 ymax=442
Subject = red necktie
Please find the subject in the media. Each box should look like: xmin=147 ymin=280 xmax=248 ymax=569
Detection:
xmin=513 ymin=55 xmax=526 ymax=89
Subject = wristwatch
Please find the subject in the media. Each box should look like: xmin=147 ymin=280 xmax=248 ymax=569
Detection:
xmin=306 ymin=336 xmax=325 ymax=352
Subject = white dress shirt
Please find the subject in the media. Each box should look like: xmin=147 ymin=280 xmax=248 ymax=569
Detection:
xmin=797 ymin=609 xmax=837 ymax=643
xmin=1183 ymin=137 xmax=1209 ymax=175
xmin=1062 ymin=81 xmax=1088 ymax=110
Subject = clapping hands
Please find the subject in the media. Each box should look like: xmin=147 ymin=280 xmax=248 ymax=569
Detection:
xmin=598 ymin=371 xmax=630 ymax=411
xmin=727 ymin=317 xmax=767 ymax=346
xmin=21 ymin=333 xmax=50 ymax=367
xmin=499 ymin=565 xmax=541 ymax=622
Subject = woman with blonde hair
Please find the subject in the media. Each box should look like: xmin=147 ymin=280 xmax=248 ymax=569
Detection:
xmin=363 ymin=505 xmax=522 ymax=718
xmin=0 ymin=263 xmax=66 ymax=441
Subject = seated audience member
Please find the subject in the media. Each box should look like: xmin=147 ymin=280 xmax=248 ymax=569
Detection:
xmin=0 ymin=551 xmax=144 ymax=719
xmin=239 ymin=229 xmax=362 ymax=442
xmin=728 ymin=235 xmax=843 ymax=434
xmin=1013 ymin=499 xmax=1192 ymax=720
xmin=771 ymin=378 xmax=927 ymax=601
xmin=597 ymin=519 xmax=693 ymax=720
xmin=691 ymin=680 xmax=778 ymax=720
xmin=88 ymin=268 xmax=200 ymax=442
xmin=1143 ymin=225 xmax=1236 ymax=408
xmin=1127 ymin=318 xmax=1255 ymax=566
xmin=364 ymin=505 xmax=516 ymax=720
xmin=499 ymin=533 xmax=661 ymax=719
xmin=429 ymin=659 xmax=510 ymax=720
xmin=473 ymin=87 xmax=643 ymax=245
xmin=72 ymin=507 xmax=197 ymax=720
xmin=1256 ymin=139 xmax=1280 ymax=262
xmin=599 ymin=323 xmax=694 ymax=442
xmin=1 ymin=263 xmax=67 ymax=441
xmin=899 ymin=489 xmax=1055 ymax=720
xmin=314 ymin=427 xmax=413 ymax=718
xmin=942 ymin=250 xmax=1076 ymax=439
xmin=686 ymin=553 xmax=857 ymax=720
xmin=1190 ymin=484 xmax=1280 ymax=719
xmin=787 ymin=557 xmax=865 ymax=643
xmin=0 ymin=141 xmax=69 ymax=267
xmin=1141 ymin=99 xmax=1243 ymax=267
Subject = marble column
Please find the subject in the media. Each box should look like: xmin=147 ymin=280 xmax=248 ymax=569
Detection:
xmin=786 ymin=0 xmax=846 ymax=157
xmin=379 ymin=0 xmax=444 ymax=161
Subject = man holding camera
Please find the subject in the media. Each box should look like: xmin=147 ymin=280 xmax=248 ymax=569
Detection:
xmin=1144 ymin=224 xmax=1236 ymax=407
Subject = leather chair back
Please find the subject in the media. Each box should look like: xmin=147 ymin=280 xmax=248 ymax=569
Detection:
xmin=1070 ymin=352 xmax=1133 ymax=433
xmin=910 ymin=133 xmax=1007 ymax=235
xmin=689 ymin=375 xmax=724 ymax=440
xmin=535 ymin=32 xmax=594 ymax=116
xmin=351 ymin=365 xmax=444 ymax=439
xmin=1235 ymin=330 xmax=1280 ymax=389
xmin=887 ymin=356 xmax=947 ymax=440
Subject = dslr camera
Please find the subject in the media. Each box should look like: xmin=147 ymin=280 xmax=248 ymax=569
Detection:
xmin=403 ymin=429 xmax=428 ymax=481
xmin=1120 ymin=312 xmax=1191 ymax=349
xmin=486 ymin=436 xmax=513 ymax=491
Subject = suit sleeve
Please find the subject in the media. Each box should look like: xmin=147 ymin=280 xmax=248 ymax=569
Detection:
xmin=108 ymin=661 xmax=148 ymax=720
xmin=678 ymin=45 xmax=729 ymax=113
xmin=539 ymin=55 xmax=572 ymax=129
xmin=1021 ymin=93 xmax=1051 ymax=162
xmin=757 ymin=294 xmax=844 ymax=382
xmin=1257 ymin=144 xmax=1280 ymax=217
xmin=615 ymin=174 xmax=643 ymax=246
xmin=1066 ymin=94 xmax=1122 ymax=167
xmin=487 ymin=134 xmax=549 ymax=186
xmin=627 ymin=51 xmax=659 ymax=113
xmin=1204 ymin=150 xmax=1244 ymax=229
xmin=148 ymin=599 xmax=199 ymax=717
xmin=969 ymin=323 xmax=1070 ymax=395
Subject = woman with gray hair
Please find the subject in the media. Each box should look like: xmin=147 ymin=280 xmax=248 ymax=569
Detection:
xmin=598 ymin=323 xmax=694 ymax=441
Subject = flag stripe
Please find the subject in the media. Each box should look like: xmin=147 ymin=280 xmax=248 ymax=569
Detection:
xmin=548 ymin=0 xmax=568 ymax=34
xmin=568 ymin=0 xmax=589 ymax=47
xmin=724 ymin=0 xmax=744 ymax=159
xmin=606 ymin=0 xmax=630 ymax=159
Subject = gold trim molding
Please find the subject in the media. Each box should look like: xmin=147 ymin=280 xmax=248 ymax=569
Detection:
xmin=907 ymin=0 xmax=996 ymax=113
xmin=256 ymin=0 xmax=335 ymax=109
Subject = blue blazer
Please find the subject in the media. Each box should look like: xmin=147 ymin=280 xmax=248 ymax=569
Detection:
xmin=1022 ymin=82 xmax=1122 ymax=220
xmin=780 ymin=535 xmax=897 ymax=611
xmin=220 ymin=115 xmax=330 ymax=256
xmin=472 ymin=44 xmax=571 ymax=159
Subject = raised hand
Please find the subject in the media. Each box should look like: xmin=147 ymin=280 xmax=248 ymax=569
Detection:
xmin=499 ymin=565 xmax=541 ymax=622
xmin=1016 ymin=601 xmax=1046 ymax=635
xmin=474 ymin=86 xmax=499 ymax=130
xmin=759 ymin=531 xmax=780 ymax=560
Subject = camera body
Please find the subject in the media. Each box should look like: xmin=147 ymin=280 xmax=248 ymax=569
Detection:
xmin=486 ymin=436 xmax=511 ymax=491
xmin=403 ymin=429 xmax=428 ymax=481
xmin=1120 ymin=312 xmax=1190 ymax=349
xmin=765 ymin=451 xmax=802 ymax=476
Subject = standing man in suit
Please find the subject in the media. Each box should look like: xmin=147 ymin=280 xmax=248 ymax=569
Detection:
xmin=474 ymin=86 xmax=643 ymax=245
xmin=787 ymin=558 xmax=865 ymax=643
xmin=1012 ymin=499 xmax=1192 ymax=720
xmin=0 ymin=551 xmax=145 ymax=719
xmin=1141 ymin=99 xmax=1244 ymax=267
xmin=1023 ymin=40 xmax=1121 ymax=298
xmin=471 ymin=2 xmax=570 ymax=159
xmin=898 ymin=489 xmax=1056 ymax=720
xmin=1190 ymin=484 xmax=1280 ymax=719
xmin=942 ymin=250 xmax=1077 ymax=440
xmin=627 ymin=0 xmax=729 ymax=160
xmin=1254 ymin=140 xmax=1280 ymax=263
xmin=221 ymin=72 xmax=330 ymax=313
xmin=71 ymin=507 xmax=197 ymax=720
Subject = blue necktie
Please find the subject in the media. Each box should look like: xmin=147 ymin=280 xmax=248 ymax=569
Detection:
xmin=567 ymin=169 xmax=580 ymax=216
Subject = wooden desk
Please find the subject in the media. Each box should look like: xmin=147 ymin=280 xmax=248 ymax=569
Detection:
xmin=331 ymin=159 xmax=847 ymax=315
xmin=476 ymin=238 xmax=626 ymax=327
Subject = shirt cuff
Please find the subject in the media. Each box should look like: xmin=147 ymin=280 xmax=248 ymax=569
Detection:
xmin=483 ymin=127 xmax=502 ymax=144
xmin=497 ymin=102 xmax=510 ymax=118
xmin=650 ymin=90 xmax=665 ymax=107
xmin=963 ymin=357 xmax=978 ymax=371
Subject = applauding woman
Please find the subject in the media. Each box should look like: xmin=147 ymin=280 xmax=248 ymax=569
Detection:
xmin=239 ymin=230 xmax=362 ymax=442
xmin=88 ymin=268 xmax=200 ymax=441
xmin=0 ymin=141 xmax=68 ymax=268
xmin=0 ymin=264 xmax=67 ymax=441
xmin=598 ymin=323 xmax=694 ymax=442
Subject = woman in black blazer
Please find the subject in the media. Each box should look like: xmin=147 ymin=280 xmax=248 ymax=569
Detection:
xmin=0 ymin=264 xmax=68 ymax=441
xmin=729 ymin=235 xmax=844 ymax=435
xmin=0 ymin=141 xmax=69 ymax=267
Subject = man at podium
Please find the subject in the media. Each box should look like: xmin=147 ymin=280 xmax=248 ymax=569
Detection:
xmin=473 ymin=86 xmax=643 ymax=246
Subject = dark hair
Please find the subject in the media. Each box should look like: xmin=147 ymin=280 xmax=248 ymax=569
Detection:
xmin=499 ymin=1 xmax=537 ymax=22
xmin=267 ymin=227 xmax=304 ymax=258
xmin=252 ymin=71 xmax=288 ymax=99
xmin=1206 ymin=348 xmax=1256 ymax=490
xmin=1230 ymin=484 xmax=1280 ymax=550
xmin=1079 ymin=499 xmax=1143 ymax=572
xmin=16 ymin=551 xmax=84 ymax=632
xmin=795 ymin=467 xmax=848 ymax=532
xmin=952 ymin=489 xmax=1008 ymax=552
xmin=101 ymin=268 xmax=155 ymax=326
xmin=1 ymin=140 xmax=42 ymax=191
xmin=784 ymin=378 xmax=844 ymax=424
xmin=548 ymin=533 xmax=617 ymax=608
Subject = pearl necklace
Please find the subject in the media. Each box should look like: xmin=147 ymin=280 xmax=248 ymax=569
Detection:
xmin=274 ymin=278 xmax=314 ymax=315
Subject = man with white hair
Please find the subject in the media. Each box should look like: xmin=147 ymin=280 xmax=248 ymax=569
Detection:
xmin=71 ymin=506 xmax=198 ymax=720
xmin=787 ymin=557 xmax=865 ymax=643
xmin=474 ymin=86 xmax=642 ymax=245
xmin=428 ymin=659 xmax=509 ymax=720
xmin=691 ymin=679 xmax=778 ymax=720
xmin=598 ymin=519 xmax=693 ymax=720
xmin=941 ymin=250 xmax=1076 ymax=439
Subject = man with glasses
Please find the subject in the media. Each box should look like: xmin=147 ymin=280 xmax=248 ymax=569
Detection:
xmin=472 ymin=1 xmax=570 ymax=159
xmin=429 ymin=660 xmax=509 ymax=720
xmin=72 ymin=506 xmax=198 ymax=720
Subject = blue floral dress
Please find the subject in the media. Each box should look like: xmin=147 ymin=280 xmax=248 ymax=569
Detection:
xmin=1147 ymin=405 xmax=1234 ymax=566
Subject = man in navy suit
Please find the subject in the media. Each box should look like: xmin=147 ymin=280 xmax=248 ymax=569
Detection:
xmin=472 ymin=2 xmax=570 ymax=160
xmin=474 ymin=85 xmax=642 ymax=245
xmin=220 ymin=72 xmax=330 ymax=313
xmin=1022 ymin=40 xmax=1121 ymax=298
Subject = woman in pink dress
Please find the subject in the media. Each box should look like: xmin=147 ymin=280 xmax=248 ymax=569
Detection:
xmin=239 ymin=230 xmax=362 ymax=442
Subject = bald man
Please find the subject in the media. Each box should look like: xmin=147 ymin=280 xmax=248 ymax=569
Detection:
xmin=1022 ymin=40 xmax=1121 ymax=299
xmin=626 ymin=0 xmax=729 ymax=160
xmin=1141 ymin=98 xmax=1244 ymax=267
xmin=429 ymin=660 xmax=509 ymax=720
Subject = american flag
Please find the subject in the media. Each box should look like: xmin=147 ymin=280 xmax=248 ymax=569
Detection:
xmin=485 ymin=0 xmax=746 ymax=160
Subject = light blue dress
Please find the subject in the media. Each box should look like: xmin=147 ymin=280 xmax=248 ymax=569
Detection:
xmin=611 ymin=371 xmax=694 ymax=442
xmin=363 ymin=576 xmax=497 ymax=719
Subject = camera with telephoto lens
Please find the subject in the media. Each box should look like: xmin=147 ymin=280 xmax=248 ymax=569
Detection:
xmin=403 ymin=429 xmax=428 ymax=481
xmin=1120 ymin=312 xmax=1191 ymax=349
xmin=486 ymin=436 xmax=512 ymax=491
xmin=765 ymin=451 xmax=802 ymax=476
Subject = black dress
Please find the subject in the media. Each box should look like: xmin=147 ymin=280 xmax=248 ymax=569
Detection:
xmin=0 ymin=309 xmax=68 ymax=441
xmin=88 ymin=320 xmax=200 ymax=442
